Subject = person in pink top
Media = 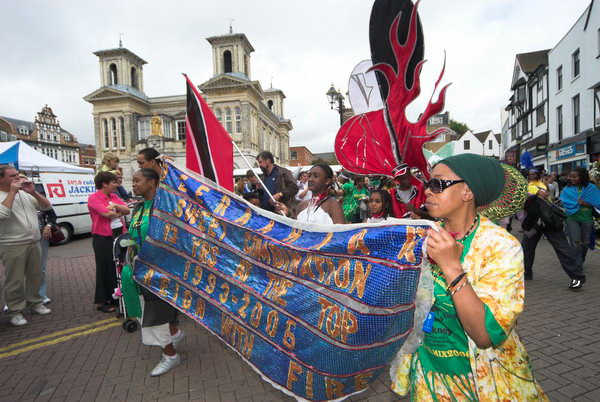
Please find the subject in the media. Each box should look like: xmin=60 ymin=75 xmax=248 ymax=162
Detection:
xmin=88 ymin=171 xmax=130 ymax=313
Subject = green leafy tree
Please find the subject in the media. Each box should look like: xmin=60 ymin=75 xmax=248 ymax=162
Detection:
xmin=449 ymin=119 xmax=471 ymax=135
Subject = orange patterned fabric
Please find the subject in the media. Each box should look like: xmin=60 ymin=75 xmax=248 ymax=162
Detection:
xmin=391 ymin=217 xmax=548 ymax=401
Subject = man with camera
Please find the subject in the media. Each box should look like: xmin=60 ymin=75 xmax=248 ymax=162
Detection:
xmin=0 ymin=165 xmax=53 ymax=326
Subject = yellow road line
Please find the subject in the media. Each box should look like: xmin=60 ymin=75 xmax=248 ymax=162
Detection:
xmin=0 ymin=321 xmax=121 ymax=359
xmin=0 ymin=317 xmax=119 ymax=353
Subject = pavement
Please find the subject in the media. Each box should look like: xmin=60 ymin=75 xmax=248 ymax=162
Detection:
xmin=1 ymin=229 xmax=600 ymax=402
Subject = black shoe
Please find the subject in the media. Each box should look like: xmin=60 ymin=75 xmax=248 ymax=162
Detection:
xmin=524 ymin=274 xmax=533 ymax=280
xmin=569 ymin=279 xmax=583 ymax=289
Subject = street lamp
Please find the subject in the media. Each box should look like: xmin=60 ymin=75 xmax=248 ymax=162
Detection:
xmin=326 ymin=83 xmax=346 ymax=126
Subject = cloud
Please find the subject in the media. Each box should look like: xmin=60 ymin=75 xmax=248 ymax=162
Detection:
xmin=0 ymin=0 xmax=591 ymax=153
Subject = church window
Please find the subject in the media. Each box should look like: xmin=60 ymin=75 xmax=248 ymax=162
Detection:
xmin=267 ymin=100 xmax=274 ymax=110
xmin=215 ymin=108 xmax=222 ymax=123
xmin=138 ymin=120 xmax=150 ymax=140
xmin=225 ymin=108 xmax=233 ymax=133
xmin=109 ymin=64 xmax=118 ymax=85
xmin=103 ymin=119 xmax=109 ymax=148
xmin=176 ymin=120 xmax=186 ymax=140
xmin=131 ymin=67 xmax=138 ymax=89
xmin=120 ymin=118 xmax=126 ymax=148
xmin=111 ymin=118 xmax=118 ymax=148
xmin=235 ymin=107 xmax=242 ymax=133
xmin=223 ymin=50 xmax=232 ymax=73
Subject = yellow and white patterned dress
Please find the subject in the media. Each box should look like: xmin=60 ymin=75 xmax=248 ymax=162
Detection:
xmin=392 ymin=217 xmax=548 ymax=401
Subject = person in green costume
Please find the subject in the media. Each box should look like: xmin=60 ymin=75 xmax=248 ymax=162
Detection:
xmin=339 ymin=173 xmax=357 ymax=222
xmin=352 ymin=176 xmax=370 ymax=223
xmin=392 ymin=154 xmax=547 ymax=401
xmin=121 ymin=168 xmax=185 ymax=377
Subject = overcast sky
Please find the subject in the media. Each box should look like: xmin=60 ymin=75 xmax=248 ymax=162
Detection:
xmin=0 ymin=0 xmax=591 ymax=153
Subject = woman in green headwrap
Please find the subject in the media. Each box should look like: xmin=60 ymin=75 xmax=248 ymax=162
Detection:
xmin=392 ymin=154 xmax=547 ymax=401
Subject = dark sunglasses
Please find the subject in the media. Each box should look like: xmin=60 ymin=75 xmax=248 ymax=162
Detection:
xmin=425 ymin=178 xmax=465 ymax=194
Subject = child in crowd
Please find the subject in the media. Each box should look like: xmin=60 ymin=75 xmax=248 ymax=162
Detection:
xmin=367 ymin=189 xmax=393 ymax=223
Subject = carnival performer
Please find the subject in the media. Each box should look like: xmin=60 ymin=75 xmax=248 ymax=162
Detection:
xmin=352 ymin=176 xmax=370 ymax=223
xmin=527 ymin=170 xmax=548 ymax=198
xmin=392 ymin=154 xmax=547 ymax=401
xmin=275 ymin=164 xmax=344 ymax=225
xmin=560 ymin=167 xmax=600 ymax=267
xmin=389 ymin=164 xmax=428 ymax=219
xmin=521 ymin=170 xmax=585 ymax=287
xmin=121 ymin=169 xmax=185 ymax=376
xmin=367 ymin=189 xmax=393 ymax=223
xmin=88 ymin=171 xmax=130 ymax=313
xmin=136 ymin=147 xmax=163 ymax=176
xmin=340 ymin=173 xmax=357 ymax=222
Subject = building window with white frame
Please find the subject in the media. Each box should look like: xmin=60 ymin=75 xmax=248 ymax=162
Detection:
xmin=215 ymin=108 xmax=222 ymax=123
xmin=488 ymin=140 xmax=493 ymax=150
xmin=572 ymin=49 xmax=580 ymax=78
xmin=138 ymin=120 xmax=150 ymax=140
xmin=163 ymin=119 xmax=171 ymax=138
xmin=225 ymin=108 xmax=232 ymax=133
xmin=235 ymin=107 xmax=242 ymax=133
xmin=464 ymin=140 xmax=470 ymax=150
xmin=557 ymin=66 xmax=563 ymax=91
xmin=111 ymin=118 xmax=118 ymax=149
xmin=536 ymin=106 xmax=545 ymax=126
xmin=572 ymin=94 xmax=580 ymax=134
xmin=120 ymin=118 xmax=125 ymax=148
xmin=176 ymin=120 xmax=186 ymax=141
xmin=103 ymin=119 xmax=109 ymax=149
xmin=557 ymin=106 xmax=563 ymax=141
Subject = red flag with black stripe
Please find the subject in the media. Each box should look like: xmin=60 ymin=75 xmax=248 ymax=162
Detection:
xmin=184 ymin=74 xmax=234 ymax=191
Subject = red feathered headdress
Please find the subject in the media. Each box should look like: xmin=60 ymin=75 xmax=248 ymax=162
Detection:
xmin=335 ymin=0 xmax=452 ymax=180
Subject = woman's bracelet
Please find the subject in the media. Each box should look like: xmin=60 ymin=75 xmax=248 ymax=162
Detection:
xmin=446 ymin=272 xmax=467 ymax=293
xmin=451 ymin=279 xmax=471 ymax=296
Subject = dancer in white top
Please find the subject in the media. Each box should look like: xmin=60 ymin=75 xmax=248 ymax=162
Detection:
xmin=275 ymin=164 xmax=345 ymax=224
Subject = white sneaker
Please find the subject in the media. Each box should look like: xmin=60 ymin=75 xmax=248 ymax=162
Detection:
xmin=3 ymin=304 xmax=7 ymax=313
xmin=31 ymin=305 xmax=52 ymax=315
xmin=42 ymin=297 xmax=51 ymax=305
xmin=172 ymin=330 xmax=185 ymax=348
xmin=150 ymin=353 xmax=180 ymax=377
xmin=10 ymin=314 xmax=28 ymax=327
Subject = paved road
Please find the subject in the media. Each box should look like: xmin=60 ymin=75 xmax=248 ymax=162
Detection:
xmin=0 ymin=229 xmax=599 ymax=401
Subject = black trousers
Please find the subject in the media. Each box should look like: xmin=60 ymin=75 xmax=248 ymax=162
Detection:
xmin=92 ymin=228 xmax=121 ymax=304
xmin=522 ymin=227 xmax=585 ymax=281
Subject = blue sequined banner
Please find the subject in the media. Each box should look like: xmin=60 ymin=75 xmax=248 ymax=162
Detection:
xmin=134 ymin=162 xmax=430 ymax=401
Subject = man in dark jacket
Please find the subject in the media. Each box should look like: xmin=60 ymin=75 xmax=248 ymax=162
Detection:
xmin=256 ymin=151 xmax=298 ymax=212
xmin=521 ymin=195 xmax=585 ymax=289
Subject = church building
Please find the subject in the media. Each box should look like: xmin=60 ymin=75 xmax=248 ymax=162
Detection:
xmin=84 ymin=31 xmax=292 ymax=183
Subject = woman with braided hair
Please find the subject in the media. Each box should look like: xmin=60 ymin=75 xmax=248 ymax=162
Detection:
xmin=121 ymin=168 xmax=184 ymax=377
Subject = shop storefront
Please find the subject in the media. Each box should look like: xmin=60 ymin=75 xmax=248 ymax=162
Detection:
xmin=548 ymin=141 xmax=588 ymax=173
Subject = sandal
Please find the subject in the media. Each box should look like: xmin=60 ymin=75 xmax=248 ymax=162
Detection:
xmin=96 ymin=304 xmax=117 ymax=313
